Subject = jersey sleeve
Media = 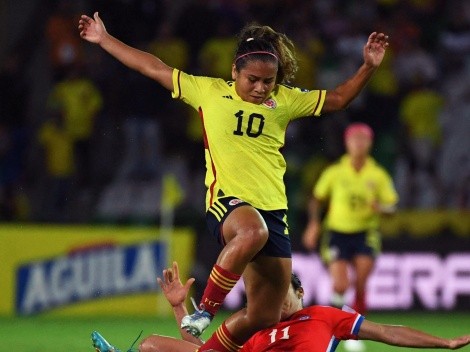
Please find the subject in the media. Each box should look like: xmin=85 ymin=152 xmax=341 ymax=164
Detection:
xmin=313 ymin=165 xmax=335 ymax=200
xmin=171 ymin=69 xmax=211 ymax=110
xmin=285 ymin=86 xmax=326 ymax=119
xmin=320 ymin=306 xmax=365 ymax=340
xmin=377 ymin=169 xmax=399 ymax=206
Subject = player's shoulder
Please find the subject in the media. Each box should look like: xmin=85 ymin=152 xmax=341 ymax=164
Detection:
xmin=274 ymin=83 xmax=314 ymax=99
xmin=311 ymin=305 xmax=361 ymax=321
xmin=307 ymin=304 xmax=339 ymax=314
xmin=321 ymin=159 xmax=343 ymax=175
xmin=177 ymin=69 xmax=230 ymax=89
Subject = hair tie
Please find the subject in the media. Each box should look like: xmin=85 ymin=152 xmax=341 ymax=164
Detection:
xmin=246 ymin=38 xmax=254 ymax=42
xmin=235 ymin=51 xmax=278 ymax=63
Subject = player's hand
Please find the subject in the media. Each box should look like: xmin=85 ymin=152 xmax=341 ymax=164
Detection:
xmin=448 ymin=335 xmax=470 ymax=349
xmin=371 ymin=200 xmax=381 ymax=213
xmin=302 ymin=221 xmax=321 ymax=250
xmin=157 ymin=261 xmax=195 ymax=308
xmin=363 ymin=32 xmax=389 ymax=68
xmin=78 ymin=12 xmax=107 ymax=44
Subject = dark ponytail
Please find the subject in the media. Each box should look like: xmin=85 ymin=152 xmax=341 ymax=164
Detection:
xmin=234 ymin=23 xmax=298 ymax=84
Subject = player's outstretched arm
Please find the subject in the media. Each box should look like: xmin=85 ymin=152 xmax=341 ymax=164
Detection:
xmin=157 ymin=262 xmax=202 ymax=345
xmin=359 ymin=320 xmax=470 ymax=349
xmin=322 ymin=32 xmax=389 ymax=113
xmin=78 ymin=12 xmax=173 ymax=91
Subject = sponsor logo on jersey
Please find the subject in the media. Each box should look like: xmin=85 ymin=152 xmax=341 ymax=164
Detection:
xmin=262 ymin=98 xmax=277 ymax=109
xmin=299 ymin=315 xmax=311 ymax=320
xmin=222 ymin=95 xmax=233 ymax=99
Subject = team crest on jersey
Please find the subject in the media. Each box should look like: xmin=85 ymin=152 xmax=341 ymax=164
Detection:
xmin=262 ymin=98 xmax=277 ymax=109
xmin=229 ymin=198 xmax=245 ymax=206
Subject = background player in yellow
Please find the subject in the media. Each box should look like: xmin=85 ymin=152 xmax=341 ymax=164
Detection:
xmin=79 ymin=12 xmax=389 ymax=352
xmin=303 ymin=122 xmax=398 ymax=352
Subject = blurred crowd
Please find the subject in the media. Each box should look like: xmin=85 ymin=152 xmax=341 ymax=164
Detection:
xmin=0 ymin=0 xmax=469 ymax=224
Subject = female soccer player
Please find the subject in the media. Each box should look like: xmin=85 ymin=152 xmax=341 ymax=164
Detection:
xmin=79 ymin=12 xmax=389 ymax=352
xmin=302 ymin=122 xmax=399 ymax=352
xmin=91 ymin=261 xmax=470 ymax=352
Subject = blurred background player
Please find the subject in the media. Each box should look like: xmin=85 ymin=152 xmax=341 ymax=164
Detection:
xmin=302 ymin=122 xmax=398 ymax=352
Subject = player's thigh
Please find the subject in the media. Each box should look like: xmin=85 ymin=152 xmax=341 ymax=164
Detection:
xmin=222 ymin=205 xmax=268 ymax=245
xmin=139 ymin=335 xmax=198 ymax=352
xmin=244 ymin=256 xmax=292 ymax=324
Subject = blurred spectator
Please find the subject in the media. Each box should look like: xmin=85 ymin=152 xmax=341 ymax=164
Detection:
xmin=47 ymin=64 xmax=103 ymax=189
xmin=147 ymin=21 xmax=194 ymax=160
xmin=45 ymin=0 xmax=83 ymax=80
xmin=198 ymin=20 xmax=238 ymax=80
xmin=365 ymin=51 xmax=399 ymax=133
xmin=289 ymin=23 xmax=324 ymax=89
xmin=0 ymin=53 xmax=28 ymax=128
xmin=37 ymin=105 xmax=75 ymax=222
xmin=3 ymin=0 xmax=470 ymax=224
xmin=148 ymin=20 xmax=190 ymax=73
xmin=93 ymin=0 xmax=165 ymax=45
xmin=396 ymin=80 xmax=444 ymax=208
xmin=437 ymin=62 xmax=470 ymax=209
xmin=0 ymin=125 xmax=16 ymax=220
xmin=439 ymin=0 xmax=470 ymax=58
xmin=392 ymin=20 xmax=439 ymax=91
xmin=0 ymin=53 xmax=29 ymax=220
xmin=116 ymin=46 xmax=163 ymax=182
xmin=175 ymin=0 xmax=218 ymax=71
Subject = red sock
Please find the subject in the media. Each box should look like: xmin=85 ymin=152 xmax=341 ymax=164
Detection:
xmin=353 ymin=292 xmax=366 ymax=315
xmin=198 ymin=322 xmax=243 ymax=352
xmin=200 ymin=264 xmax=241 ymax=316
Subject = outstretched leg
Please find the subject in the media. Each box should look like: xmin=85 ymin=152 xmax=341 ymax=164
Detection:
xmin=139 ymin=335 xmax=199 ymax=352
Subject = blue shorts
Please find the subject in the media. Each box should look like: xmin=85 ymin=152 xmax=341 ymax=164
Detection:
xmin=206 ymin=195 xmax=291 ymax=258
xmin=320 ymin=229 xmax=381 ymax=263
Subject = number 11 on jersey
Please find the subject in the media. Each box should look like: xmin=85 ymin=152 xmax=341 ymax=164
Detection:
xmin=269 ymin=326 xmax=291 ymax=344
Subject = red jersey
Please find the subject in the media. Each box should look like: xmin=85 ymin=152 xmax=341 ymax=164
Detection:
xmin=240 ymin=306 xmax=364 ymax=352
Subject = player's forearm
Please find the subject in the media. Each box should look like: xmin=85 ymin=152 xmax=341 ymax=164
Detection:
xmin=377 ymin=324 xmax=452 ymax=348
xmin=173 ymin=304 xmax=204 ymax=345
xmin=377 ymin=203 xmax=396 ymax=215
xmin=308 ymin=198 xmax=322 ymax=221
xmin=323 ymin=63 xmax=376 ymax=112
xmin=99 ymin=33 xmax=171 ymax=87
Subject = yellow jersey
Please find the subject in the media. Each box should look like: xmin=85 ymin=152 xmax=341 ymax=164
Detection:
xmin=48 ymin=78 xmax=103 ymax=140
xmin=172 ymin=69 xmax=326 ymax=210
xmin=314 ymin=155 xmax=398 ymax=233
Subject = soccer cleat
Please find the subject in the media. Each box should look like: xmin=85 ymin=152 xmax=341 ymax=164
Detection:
xmin=181 ymin=297 xmax=213 ymax=337
xmin=91 ymin=331 xmax=121 ymax=352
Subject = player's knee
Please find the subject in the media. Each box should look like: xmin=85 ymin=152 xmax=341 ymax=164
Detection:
xmin=238 ymin=226 xmax=269 ymax=249
xmin=139 ymin=336 xmax=159 ymax=352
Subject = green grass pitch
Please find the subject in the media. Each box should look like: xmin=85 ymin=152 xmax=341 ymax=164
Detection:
xmin=0 ymin=311 xmax=469 ymax=352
